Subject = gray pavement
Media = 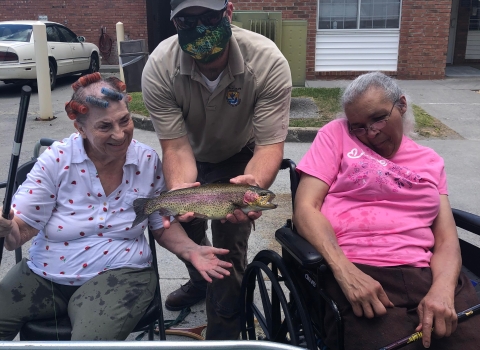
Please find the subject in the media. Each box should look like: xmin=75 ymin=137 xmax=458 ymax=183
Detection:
xmin=0 ymin=73 xmax=479 ymax=340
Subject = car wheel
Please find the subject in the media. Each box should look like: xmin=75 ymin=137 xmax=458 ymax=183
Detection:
xmin=49 ymin=60 xmax=57 ymax=91
xmin=87 ymin=53 xmax=99 ymax=74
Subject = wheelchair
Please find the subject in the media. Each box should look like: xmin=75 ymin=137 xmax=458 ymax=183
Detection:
xmin=0 ymin=138 xmax=166 ymax=341
xmin=240 ymin=159 xmax=480 ymax=350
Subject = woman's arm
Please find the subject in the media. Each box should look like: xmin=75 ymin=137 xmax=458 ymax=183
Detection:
xmin=151 ymin=221 xmax=232 ymax=282
xmin=293 ymin=173 xmax=393 ymax=318
xmin=0 ymin=209 xmax=39 ymax=250
xmin=415 ymin=194 xmax=461 ymax=348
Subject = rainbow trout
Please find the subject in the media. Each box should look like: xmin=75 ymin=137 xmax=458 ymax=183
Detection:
xmin=132 ymin=183 xmax=277 ymax=228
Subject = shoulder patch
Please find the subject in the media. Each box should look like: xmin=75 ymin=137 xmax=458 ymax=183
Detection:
xmin=226 ymin=87 xmax=242 ymax=107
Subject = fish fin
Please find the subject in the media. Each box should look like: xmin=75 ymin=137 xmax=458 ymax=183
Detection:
xmin=193 ymin=213 xmax=209 ymax=220
xmin=132 ymin=198 xmax=150 ymax=228
xmin=157 ymin=208 xmax=177 ymax=217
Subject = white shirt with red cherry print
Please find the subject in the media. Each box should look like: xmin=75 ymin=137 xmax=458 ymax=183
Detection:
xmin=11 ymin=133 xmax=165 ymax=286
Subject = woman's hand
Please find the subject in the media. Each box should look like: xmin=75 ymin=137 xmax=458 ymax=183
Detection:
xmin=188 ymin=246 xmax=232 ymax=283
xmin=224 ymin=175 xmax=262 ymax=224
xmin=0 ymin=208 xmax=14 ymax=238
xmin=161 ymin=182 xmax=201 ymax=229
xmin=335 ymin=264 xmax=394 ymax=319
xmin=415 ymin=284 xmax=457 ymax=348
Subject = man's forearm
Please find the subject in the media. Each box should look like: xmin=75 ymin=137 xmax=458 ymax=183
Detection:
xmin=244 ymin=142 xmax=284 ymax=189
xmin=160 ymin=137 xmax=198 ymax=189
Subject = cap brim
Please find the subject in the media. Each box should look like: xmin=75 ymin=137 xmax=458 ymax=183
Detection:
xmin=170 ymin=0 xmax=226 ymax=20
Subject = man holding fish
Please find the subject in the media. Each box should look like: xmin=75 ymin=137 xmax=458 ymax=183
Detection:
xmin=141 ymin=0 xmax=292 ymax=340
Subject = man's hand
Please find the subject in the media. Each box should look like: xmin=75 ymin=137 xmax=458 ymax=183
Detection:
xmin=162 ymin=182 xmax=201 ymax=229
xmin=415 ymin=284 xmax=457 ymax=348
xmin=224 ymin=175 xmax=262 ymax=224
xmin=335 ymin=264 xmax=394 ymax=319
xmin=188 ymin=246 xmax=233 ymax=283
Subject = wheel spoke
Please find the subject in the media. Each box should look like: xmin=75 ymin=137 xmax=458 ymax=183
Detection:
xmin=255 ymin=267 xmax=273 ymax=333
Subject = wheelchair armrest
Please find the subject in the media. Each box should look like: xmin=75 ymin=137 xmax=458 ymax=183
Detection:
xmin=453 ymin=208 xmax=480 ymax=236
xmin=275 ymin=226 xmax=324 ymax=268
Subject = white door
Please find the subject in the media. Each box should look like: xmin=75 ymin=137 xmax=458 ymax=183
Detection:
xmin=46 ymin=25 xmax=73 ymax=75
xmin=447 ymin=0 xmax=459 ymax=64
xmin=56 ymin=25 xmax=89 ymax=72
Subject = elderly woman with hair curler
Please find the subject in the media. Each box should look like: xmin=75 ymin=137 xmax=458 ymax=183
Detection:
xmin=0 ymin=72 xmax=232 ymax=341
xmin=294 ymin=71 xmax=480 ymax=349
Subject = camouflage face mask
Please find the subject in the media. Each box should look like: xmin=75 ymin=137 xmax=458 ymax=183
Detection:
xmin=177 ymin=17 xmax=232 ymax=63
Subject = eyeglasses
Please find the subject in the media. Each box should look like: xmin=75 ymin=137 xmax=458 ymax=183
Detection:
xmin=173 ymin=5 xmax=227 ymax=30
xmin=349 ymin=101 xmax=397 ymax=137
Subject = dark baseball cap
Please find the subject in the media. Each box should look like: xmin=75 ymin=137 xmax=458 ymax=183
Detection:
xmin=170 ymin=0 xmax=227 ymax=20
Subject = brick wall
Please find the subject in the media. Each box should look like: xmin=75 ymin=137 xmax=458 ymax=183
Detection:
xmin=397 ymin=0 xmax=452 ymax=79
xmin=1 ymin=0 xmax=148 ymax=65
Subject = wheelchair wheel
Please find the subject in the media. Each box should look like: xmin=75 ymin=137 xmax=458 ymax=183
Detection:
xmin=240 ymin=249 xmax=317 ymax=349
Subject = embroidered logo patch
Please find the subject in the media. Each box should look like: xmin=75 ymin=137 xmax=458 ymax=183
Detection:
xmin=226 ymin=88 xmax=241 ymax=107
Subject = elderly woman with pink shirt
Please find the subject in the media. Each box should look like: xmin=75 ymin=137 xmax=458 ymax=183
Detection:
xmin=294 ymin=72 xmax=480 ymax=349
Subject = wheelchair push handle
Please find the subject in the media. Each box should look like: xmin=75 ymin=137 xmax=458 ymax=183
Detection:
xmin=378 ymin=303 xmax=480 ymax=350
xmin=0 ymin=85 xmax=32 ymax=264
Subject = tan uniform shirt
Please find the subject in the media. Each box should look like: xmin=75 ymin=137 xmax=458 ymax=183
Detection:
xmin=142 ymin=25 xmax=292 ymax=163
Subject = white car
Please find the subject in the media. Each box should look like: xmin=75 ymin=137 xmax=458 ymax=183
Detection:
xmin=0 ymin=20 xmax=101 ymax=90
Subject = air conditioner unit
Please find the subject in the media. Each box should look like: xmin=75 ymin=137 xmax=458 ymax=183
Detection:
xmin=232 ymin=11 xmax=282 ymax=50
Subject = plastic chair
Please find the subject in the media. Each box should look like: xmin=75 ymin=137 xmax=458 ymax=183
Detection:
xmin=0 ymin=138 xmax=166 ymax=341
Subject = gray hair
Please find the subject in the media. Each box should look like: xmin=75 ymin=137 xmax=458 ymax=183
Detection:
xmin=340 ymin=72 xmax=415 ymax=136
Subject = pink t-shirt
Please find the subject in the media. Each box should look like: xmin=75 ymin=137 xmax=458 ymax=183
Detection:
xmin=297 ymin=119 xmax=447 ymax=267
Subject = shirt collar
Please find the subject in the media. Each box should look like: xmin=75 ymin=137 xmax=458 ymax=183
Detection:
xmin=71 ymin=133 xmax=138 ymax=166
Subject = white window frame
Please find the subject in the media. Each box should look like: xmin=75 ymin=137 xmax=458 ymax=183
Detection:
xmin=316 ymin=0 xmax=403 ymax=31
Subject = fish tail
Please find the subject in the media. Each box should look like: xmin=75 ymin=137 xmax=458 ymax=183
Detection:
xmin=132 ymin=197 xmax=151 ymax=228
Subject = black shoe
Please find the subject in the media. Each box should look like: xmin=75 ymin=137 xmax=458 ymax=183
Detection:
xmin=165 ymin=280 xmax=207 ymax=311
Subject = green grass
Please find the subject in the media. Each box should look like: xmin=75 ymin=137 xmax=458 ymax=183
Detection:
xmin=129 ymin=92 xmax=149 ymax=116
xmin=291 ymin=87 xmax=342 ymax=116
xmin=129 ymin=88 xmax=443 ymax=136
xmin=411 ymin=104 xmax=445 ymax=137
xmin=412 ymin=104 xmax=437 ymax=129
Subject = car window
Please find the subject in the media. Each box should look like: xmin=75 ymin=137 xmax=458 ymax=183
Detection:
xmin=46 ymin=25 xmax=61 ymax=42
xmin=56 ymin=25 xmax=79 ymax=43
xmin=0 ymin=24 xmax=32 ymax=42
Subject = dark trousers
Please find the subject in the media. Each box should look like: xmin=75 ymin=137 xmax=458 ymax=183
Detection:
xmin=323 ymin=264 xmax=480 ymax=350
xmin=181 ymin=143 xmax=254 ymax=340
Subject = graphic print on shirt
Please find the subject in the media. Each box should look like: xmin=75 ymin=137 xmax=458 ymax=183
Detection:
xmin=346 ymin=147 xmax=422 ymax=191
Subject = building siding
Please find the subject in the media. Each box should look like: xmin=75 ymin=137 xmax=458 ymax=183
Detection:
xmin=315 ymin=30 xmax=400 ymax=72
